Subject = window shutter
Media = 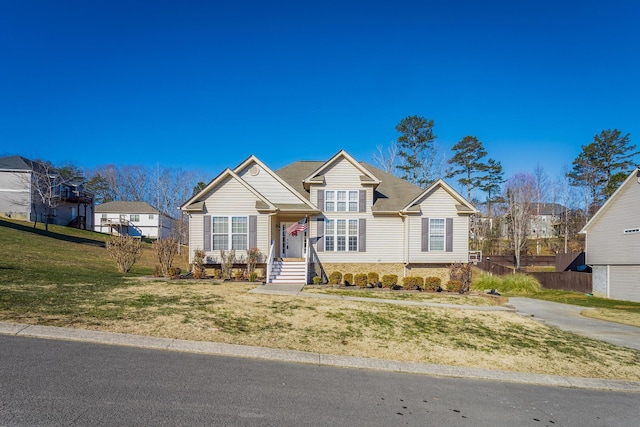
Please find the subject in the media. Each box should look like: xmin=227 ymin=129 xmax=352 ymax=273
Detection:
xmin=358 ymin=218 xmax=366 ymax=252
xmin=316 ymin=217 xmax=324 ymax=252
xmin=421 ymin=217 xmax=429 ymax=252
xmin=446 ymin=218 xmax=453 ymax=252
xmin=317 ymin=190 xmax=325 ymax=211
xmin=359 ymin=190 xmax=366 ymax=212
xmin=249 ymin=215 xmax=257 ymax=249
xmin=204 ymin=215 xmax=211 ymax=252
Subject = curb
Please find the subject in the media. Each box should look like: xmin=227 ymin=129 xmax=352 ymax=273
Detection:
xmin=1 ymin=321 xmax=638 ymax=393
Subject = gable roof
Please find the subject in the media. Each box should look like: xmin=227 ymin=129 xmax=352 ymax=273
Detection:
xmin=180 ymin=168 xmax=277 ymax=212
xmin=580 ymin=168 xmax=640 ymax=233
xmin=0 ymin=155 xmax=34 ymax=171
xmin=302 ymin=149 xmax=381 ymax=189
xmin=401 ymin=179 xmax=477 ymax=215
xmin=96 ymin=201 xmax=162 ymax=215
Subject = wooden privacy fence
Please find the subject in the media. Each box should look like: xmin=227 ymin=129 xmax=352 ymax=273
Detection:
xmin=528 ymin=271 xmax=592 ymax=293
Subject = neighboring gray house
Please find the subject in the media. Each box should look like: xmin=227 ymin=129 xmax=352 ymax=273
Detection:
xmin=180 ymin=150 xmax=477 ymax=284
xmin=580 ymin=168 xmax=640 ymax=302
xmin=529 ymin=203 xmax=565 ymax=238
xmin=95 ymin=201 xmax=175 ymax=239
xmin=0 ymin=155 xmax=94 ymax=229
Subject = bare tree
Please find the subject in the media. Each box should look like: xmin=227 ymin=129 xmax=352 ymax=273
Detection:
xmin=372 ymin=142 xmax=398 ymax=173
xmin=30 ymin=160 xmax=65 ymax=231
xmin=532 ymin=163 xmax=548 ymax=255
xmin=504 ymin=173 xmax=536 ymax=269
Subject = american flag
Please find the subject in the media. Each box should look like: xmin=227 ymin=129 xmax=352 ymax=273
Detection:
xmin=286 ymin=218 xmax=307 ymax=236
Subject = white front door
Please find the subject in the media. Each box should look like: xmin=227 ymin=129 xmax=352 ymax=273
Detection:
xmin=281 ymin=223 xmax=305 ymax=258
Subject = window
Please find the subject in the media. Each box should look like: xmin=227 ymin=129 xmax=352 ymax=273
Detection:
xmin=212 ymin=216 xmax=248 ymax=251
xmin=149 ymin=214 xmax=154 ymax=220
xmin=325 ymin=190 xmax=359 ymax=212
xmin=325 ymin=219 xmax=358 ymax=251
xmin=130 ymin=214 xmax=140 ymax=222
xmin=101 ymin=213 xmax=107 ymax=219
xmin=430 ymin=218 xmax=445 ymax=251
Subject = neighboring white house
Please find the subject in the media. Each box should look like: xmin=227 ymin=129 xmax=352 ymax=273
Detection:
xmin=580 ymin=168 xmax=640 ymax=302
xmin=0 ymin=155 xmax=94 ymax=229
xmin=180 ymin=150 xmax=477 ymax=284
xmin=95 ymin=201 xmax=174 ymax=239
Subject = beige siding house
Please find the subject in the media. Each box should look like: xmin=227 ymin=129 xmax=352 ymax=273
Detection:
xmin=181 ymin=150 xmax=477 ymax=283
xmin=580 ymin=168 xmax=640 ymax=302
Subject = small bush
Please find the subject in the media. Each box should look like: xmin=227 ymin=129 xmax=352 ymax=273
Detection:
xmin=220 ymin=250 xmax=235 ymax=280
xmin=343 ymin=273 xmax=353 ymax=286
xmin=402 ymin=276 xmax=424 ymax=291
xmin=152 ymin=265 xmax=163 ymax=277
xmin=313 ymin=275 xmax=322 ymax=285
xmin=168 ymin=267 xmax=182 ymax=279
xmin=424 ymin=276 xmax=442 ymax=292
xmin=328 ymin=271 xmax=342 ymax=285
xmin=192 ymin=249 xmax=207 ymax=279
xmin=446 ymin=280 xmax=463 ymax=293
xmin=381 ymin=274 xmax=398 ymax=288
xmin=153 ymin=238 xmax=178 ymax=277
xmin=367 ymin=272 xmax=380 ymax=287
xmin=354 ymin=273 xmax=368 ymax=288
xmin=234 ymin=269 xmax=245 ymax=281
xmin=248 ymin=271 xmax=259 ymax=282
xmin=448 ymin=262 xmax=471 ymax=293
xmin=106 ymin=235 xmax=143 ymax=273
xmin=212 ymin=268 xmax=222 ymax=279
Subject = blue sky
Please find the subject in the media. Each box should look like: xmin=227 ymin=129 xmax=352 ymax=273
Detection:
xmin=1 ymin=0 xmax=638 ymax=190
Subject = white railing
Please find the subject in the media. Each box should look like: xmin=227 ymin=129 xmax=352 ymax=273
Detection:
xmin=469 ymin=250 xmax=482 ymax=263
xmin=304 ymin=235 xmax=310 ymax=285
xmin=266 ymin=239 xmax=275 ymax=284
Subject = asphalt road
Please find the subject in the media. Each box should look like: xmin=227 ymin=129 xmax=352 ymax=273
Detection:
xmin=0 ymin=335 xmax=638 ymax=426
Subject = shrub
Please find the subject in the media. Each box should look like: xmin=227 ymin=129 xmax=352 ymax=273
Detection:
xmin=220 ymin=250 xmax=235 ymax=280
xmin=248 ymin=271 xmax=259 ymax=282
xmin=234 ymin=269 xmax=245 ymax=281
xmin=381 ymin=274 xmax=398 ymax=288
xmin=106 ymin=235 xmax=143 ymax=273
xmin=424 ymin=276 xmax=442 ymax=292
xmin=343 ymin=273 xmax=353 ymax=286
xmin=313 ymin=275 xmax=322 ymax=285
xmin=168 ymin=267 xmax=181 ymax=279
xmin=328 ymin=271 xmax=342 ymax=285
xmin=402 ymin=276 xmax=424 ymax=291
xmin=446 ymin=279 xmax=463 ymax=293
xmin=471 ymin=272 xmax=541 ymax=295
xmin=354 ymin=273 xmax=368 ymax=288
xmin=367 ymin=272 xmax=380 ymax=287
xmin=192 ymin=249 xmax=207 ymax=279
xmin=246 ymin=247 xmax=261 ymax=275
xmin=153 ymin=238 xmax=178 ymax=277
xmin=152 ymin=265 xmax=163 ymax=277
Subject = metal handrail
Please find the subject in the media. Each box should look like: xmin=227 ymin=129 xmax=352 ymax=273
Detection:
xmin=304 ymin=235 xmax=310 ymax=285
xmin=266 ymin=239 xmax=274 ymax=284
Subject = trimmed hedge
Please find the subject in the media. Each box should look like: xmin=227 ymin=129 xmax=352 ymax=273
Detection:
xmin=354 ymin=273 xmax=368 ymax=288
xmin=402 ymin=276 xmax=424 ymax=291
xmin=381 ymin=274 xmax=398 ymax=288
xmin=329 ymin=271 xmax=342 ymax=285
xmin=343 ymin=273 xmax=353 ymax=286
xmin=424 ymin=276 xmax=442 ymax=292
xmin=367 ymin=272 xmax=380 ymax=287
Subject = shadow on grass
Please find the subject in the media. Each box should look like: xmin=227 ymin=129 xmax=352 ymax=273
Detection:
xmin=0 ymin=218 xmax=106 ymax=248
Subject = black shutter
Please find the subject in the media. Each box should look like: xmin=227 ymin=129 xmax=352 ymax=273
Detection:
xmin=421 ymin=217 xmax=429 ymax=252
xmin=317 ymin=217 xmax=324 ymax=252
xmin=358 ymin=218 xmax=366 ymax=252
xmin=446 ymin=218 xmax=453 ymax=252
xmin=204 ymin=215 xmax=211 ymax=251
xmin=249 ymin=215 xmax=257 ymax=249
xmin=359 ymin=190 xmax=366 ymax=212
xmin=317 ymin=190 xmax=325 ymax=211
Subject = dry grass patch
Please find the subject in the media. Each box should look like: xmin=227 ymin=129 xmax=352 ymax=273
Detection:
xmin=3 ymin=279 xmax=637 ymax=381
xmin=581 ymin=308 xmax=640 ymax=327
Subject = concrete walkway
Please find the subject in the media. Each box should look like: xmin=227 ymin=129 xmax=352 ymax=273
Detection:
xmin=1 ymin=321 xmax=638 ymax=393
xmin=508 ymin=297 xmax=640 ymax=350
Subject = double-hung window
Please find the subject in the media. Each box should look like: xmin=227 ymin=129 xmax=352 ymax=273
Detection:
xmin=325 ymin=219 xmax=358 ymax=251
xmin=212 ymin=216 xmax=248 ymax=251
xmin=130 ymin=214 xmax=140 ymax=222
xmin=429 ymin=218 xmax=445 ymax=251
xmin=325 ymin=190 xmax=359 ymax=212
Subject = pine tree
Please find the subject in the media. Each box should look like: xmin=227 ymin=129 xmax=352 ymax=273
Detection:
xmin=446 ymin=135 xmax=488 ymax=201
xmin=394 ymin=115 xmax=437 ymax=186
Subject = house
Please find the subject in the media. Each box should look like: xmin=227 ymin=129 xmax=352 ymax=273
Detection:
xmin=180 ymin=150 xmax=477 ymax=284
xmin=0 ymin=155 xmax=94 ymax=229
xmin=529 ymin=203 xmax=564 ymax=238
xmin=580 ymin=168 xmax=640 ymax=302
xmin=95 ymin=201 xmax=175 ymax=239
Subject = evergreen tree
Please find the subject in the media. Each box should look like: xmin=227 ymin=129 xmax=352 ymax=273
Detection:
xmin=394 ymin=115 xmax=437 ymax=186
xmin=478 ymin=158 xmax=504 ymax=218
xmin=446 ymin=135 xmax=488 ymax=201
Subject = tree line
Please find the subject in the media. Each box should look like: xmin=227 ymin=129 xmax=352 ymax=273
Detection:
xmin=377 ymin=115 xmax=638 ymax=264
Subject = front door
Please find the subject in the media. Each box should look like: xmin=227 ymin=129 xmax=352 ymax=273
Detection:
xmin=281 ymin=223 xmax=305 ymax=258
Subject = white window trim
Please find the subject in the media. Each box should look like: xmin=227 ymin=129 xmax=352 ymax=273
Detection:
xmin=212 ymin=215 xmax=248 ymax=251
xmin=429 ymin=217 xmax=446 ymax=252
xmin=325 ymin=218 xmax=358 ymax=252
xmin=324 ymin=190 xmax=359 ymax=213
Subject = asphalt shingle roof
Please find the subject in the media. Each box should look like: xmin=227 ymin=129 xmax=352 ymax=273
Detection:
xmin=95 ymin=201 xmax=160 ymax=214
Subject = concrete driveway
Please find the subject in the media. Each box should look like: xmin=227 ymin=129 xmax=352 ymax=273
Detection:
xmin=508 ymin=297 xmax=640 ymax=350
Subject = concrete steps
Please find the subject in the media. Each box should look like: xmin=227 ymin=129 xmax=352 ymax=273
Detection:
xmin=270 ymin=260 xmax=306 ymax=284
